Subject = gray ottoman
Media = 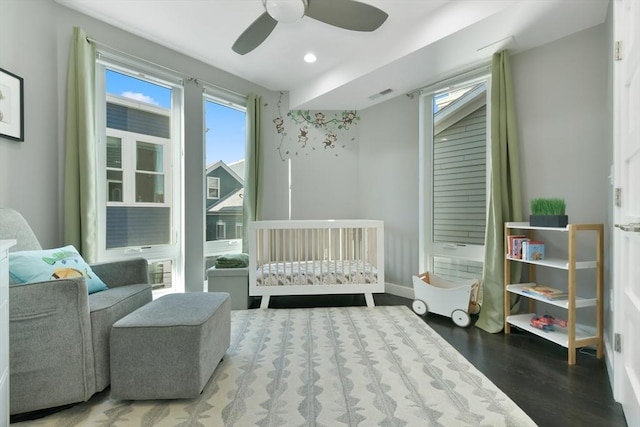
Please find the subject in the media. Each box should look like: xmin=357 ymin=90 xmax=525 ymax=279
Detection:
xmin=110 ymin=292 xmax=230 ymax=400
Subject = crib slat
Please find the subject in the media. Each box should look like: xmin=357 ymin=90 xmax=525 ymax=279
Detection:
xmin=297 ymin=229 xmax=301 ymax=283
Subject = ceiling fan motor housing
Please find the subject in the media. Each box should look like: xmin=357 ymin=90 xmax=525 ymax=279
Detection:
xmin=263 ymin=0 xmax=308 ymax=23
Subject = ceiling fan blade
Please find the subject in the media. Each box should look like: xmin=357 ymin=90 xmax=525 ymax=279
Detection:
xmin=306 ymin=0 xmax=388 ymax=32
xmin=232 ymin=12 xmax=278 ymax=55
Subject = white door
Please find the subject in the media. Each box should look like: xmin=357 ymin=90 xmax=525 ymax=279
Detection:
xmin=613 ymin=0 xmax=640 ymax=424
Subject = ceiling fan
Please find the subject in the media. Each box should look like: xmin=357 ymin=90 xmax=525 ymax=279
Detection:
xmin=232 ymin=0 xmax=389 ymax=55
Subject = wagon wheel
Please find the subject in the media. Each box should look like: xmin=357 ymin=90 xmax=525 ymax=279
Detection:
xmin=451 ymin=309 xmax=471 ymax=327
xmin=412 ymin=299 xmax=428 ymax=316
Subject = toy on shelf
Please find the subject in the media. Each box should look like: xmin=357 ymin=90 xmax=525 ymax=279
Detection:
xmin=530 ymin=314 xmax=568 ymax=332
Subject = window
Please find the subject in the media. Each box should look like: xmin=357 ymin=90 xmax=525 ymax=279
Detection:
xmin=106 ymin=136 xmax=123 ymax=202
xmin=207 ymin=176 xmax=220 ymax=199
xmin=216 ymin=221 xmax=226 ymax=240
xmin=105 ymin=128 xmax=169 ymax=209
xmin=203 ymin=93 xmax=247 ymax=273
xmin=420 ymin=73 xmax=490 ymax=281
xmin=96 ymin=60 xmax=183 ymax=293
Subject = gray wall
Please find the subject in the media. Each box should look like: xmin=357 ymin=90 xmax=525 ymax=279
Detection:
xmin=358 ymin=95 xmax=420 ymax=295
xmin=1 ymin=0 xmax=60 ymax=246
xmin=259 ymin=92 xmax=362 ymax=221
xmin=513 ymin=24 xmax=611 ymax=225
xmin=0 ymin=0 xmax=269 ymax=291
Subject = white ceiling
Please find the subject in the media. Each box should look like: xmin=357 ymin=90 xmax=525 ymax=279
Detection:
xmin=54 ymin=0 xmax=609 ymax=110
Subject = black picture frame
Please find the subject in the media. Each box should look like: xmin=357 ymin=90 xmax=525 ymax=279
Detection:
xmin=0 ymin=67 xmax=24 ymax=141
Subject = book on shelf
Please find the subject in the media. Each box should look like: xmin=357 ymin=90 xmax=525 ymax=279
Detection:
xmin=522 ymin=240 xmax=545 ymax=261
xmin=508 ymin=235 xmax=529 ymax=259
xmin=521 ymin=285 xmax=567 ymax=300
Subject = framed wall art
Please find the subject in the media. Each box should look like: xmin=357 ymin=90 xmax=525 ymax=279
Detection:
xmin=0 ymin=67 xmax=24 ymax=141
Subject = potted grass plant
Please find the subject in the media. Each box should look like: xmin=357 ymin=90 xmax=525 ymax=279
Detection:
xmin=530 ymin=198 xmax=568 ymax=227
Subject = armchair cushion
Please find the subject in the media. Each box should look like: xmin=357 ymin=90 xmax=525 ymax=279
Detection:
xmin=9 ymin=245 xmax=108 ymax=294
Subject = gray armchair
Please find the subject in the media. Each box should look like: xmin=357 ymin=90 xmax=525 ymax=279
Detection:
xmin=0 ymin=208 xmax=152 ymax=415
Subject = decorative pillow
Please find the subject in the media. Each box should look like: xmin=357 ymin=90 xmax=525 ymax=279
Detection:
xmin=9 ymin=245 xmax=108 ymax=294
xmin=215 ymin=253 xmax=249 ymax=269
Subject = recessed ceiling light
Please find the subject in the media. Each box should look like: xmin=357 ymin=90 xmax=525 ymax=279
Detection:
xmin=304 ymin=52 xmax=317 ymax=63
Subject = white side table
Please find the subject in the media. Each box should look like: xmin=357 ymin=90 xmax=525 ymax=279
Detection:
xmin=207 ymin=267 xmax=249 ymax=310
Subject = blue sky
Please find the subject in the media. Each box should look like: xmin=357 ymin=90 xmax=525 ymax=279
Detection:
xmin=106 ymin=70 xmax=246 ymax=166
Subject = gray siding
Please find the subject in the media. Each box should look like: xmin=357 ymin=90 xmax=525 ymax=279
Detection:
xmin=206 ymin=215 xmax=242 ymax=241
xmin=433 ymin=105 xmax=486 ymax=245
xmin=433 ymin=257 xmax=483 ymax=282
xmin=106 ymin=206 xmax=171 ymax=248
xmin=107 ymin=102 xmax=170 ymax=138
xmin=205 ymin=167 xmax=243 ymax=210
xmin=205 ymin=165 xmax=243 ymax=242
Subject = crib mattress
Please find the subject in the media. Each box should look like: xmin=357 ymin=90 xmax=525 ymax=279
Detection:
xmin=256 ymin=260 xmax=378 ymax=286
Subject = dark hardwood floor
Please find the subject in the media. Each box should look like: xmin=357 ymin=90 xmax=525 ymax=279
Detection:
xmin=257 ymin=293 xmax=628 ymax=427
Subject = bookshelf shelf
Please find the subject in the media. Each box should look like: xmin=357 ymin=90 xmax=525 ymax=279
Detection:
xmin=506 ymin=313 xmax=599 ymax=348
xmin=506 ymin=283 xmax=597 ymax=309
xmin=505 ymin=257 xmax=597 ymax=270
xmin=504 ymin=223 xmax=604 ymax=365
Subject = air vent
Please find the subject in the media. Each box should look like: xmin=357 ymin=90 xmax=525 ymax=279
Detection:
xmin=369 ymin=88 xmax=393 ymax=100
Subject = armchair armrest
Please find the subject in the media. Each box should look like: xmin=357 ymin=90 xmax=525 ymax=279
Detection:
xmin=91 ymin=257 xmax=149 ymax=288
xmin=9 ymin=278 xmax=96 ymax=414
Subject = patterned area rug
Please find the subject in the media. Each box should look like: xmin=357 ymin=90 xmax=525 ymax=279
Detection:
xmin=16 ymin=306 xmax=536 ymax=426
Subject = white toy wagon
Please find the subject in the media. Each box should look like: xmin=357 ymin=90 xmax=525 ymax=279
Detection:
xmin=411 ymin=271 xmax=480 ymax=327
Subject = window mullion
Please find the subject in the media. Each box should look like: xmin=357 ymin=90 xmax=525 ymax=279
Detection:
xmin=124 ymin=135 xmax=136 ymax=204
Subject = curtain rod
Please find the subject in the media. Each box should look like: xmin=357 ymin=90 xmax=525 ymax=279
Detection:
xmin=406 ymin=63 xmax=491 ymax=99
xmin=86 ymin=36 xmax=247 ymax=100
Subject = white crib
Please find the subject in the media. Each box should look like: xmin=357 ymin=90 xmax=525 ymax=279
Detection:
xmin=248 ymin=220 xmax=385 ymax=308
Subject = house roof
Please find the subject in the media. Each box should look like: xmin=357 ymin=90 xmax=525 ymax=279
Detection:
xmin=206 ymin=160 xmax=244 ymax=185
xmin=434 ymin=83 xmax=487 ymax=135
xmin=208 ymin=188 xmax=244 ymax=214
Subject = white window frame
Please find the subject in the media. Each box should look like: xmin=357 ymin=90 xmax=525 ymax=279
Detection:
xmin=95 ymin=52 xmax=184 ymax=294
xmin=207 ymin=176 xmax=220 ymax=200
xmin=419 ymin=69 xmax=491 ymax=273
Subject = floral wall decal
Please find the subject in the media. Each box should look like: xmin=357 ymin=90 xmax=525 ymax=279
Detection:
xmin=272 ymin=92 xmax=360 ymax=161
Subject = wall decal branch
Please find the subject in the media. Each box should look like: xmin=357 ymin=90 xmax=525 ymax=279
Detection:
xmin=273 ymin=92 xmax=360 ymax=161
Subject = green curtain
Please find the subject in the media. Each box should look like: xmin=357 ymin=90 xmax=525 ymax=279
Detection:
xmin=242 ymin=94 xmax=263 ymax=253
xmin=475 ymin=51 xmax=523 ymax=333
xmin=64 ymin=27 xmax=99 ymax=262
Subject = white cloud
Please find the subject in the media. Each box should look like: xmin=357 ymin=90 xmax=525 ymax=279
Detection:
xmin=121 ymin=91 xmax=159 ymax=105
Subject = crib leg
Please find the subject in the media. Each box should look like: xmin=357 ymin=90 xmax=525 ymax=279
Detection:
xmin=364 ymin=293 xmax=375 ymax=308
xmin=260 ymin=295 xmax=271 ymax=309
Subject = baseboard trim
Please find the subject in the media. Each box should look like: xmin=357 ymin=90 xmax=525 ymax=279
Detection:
xmin=384 ymin=282 xmax=414 ymax=300
xmin=604 ymin=337 xmax=620 ymax=402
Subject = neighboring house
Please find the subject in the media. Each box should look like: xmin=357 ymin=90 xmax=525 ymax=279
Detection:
xmin=106 ymin=94 xmax=174 ymax=290
xmin=205 ymin=160 xmax=244 ymax=242
xmin=432 ymin=83 xmax=487 ymax=247
xmin=431 ymin=84 xmax=487 ymax=282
